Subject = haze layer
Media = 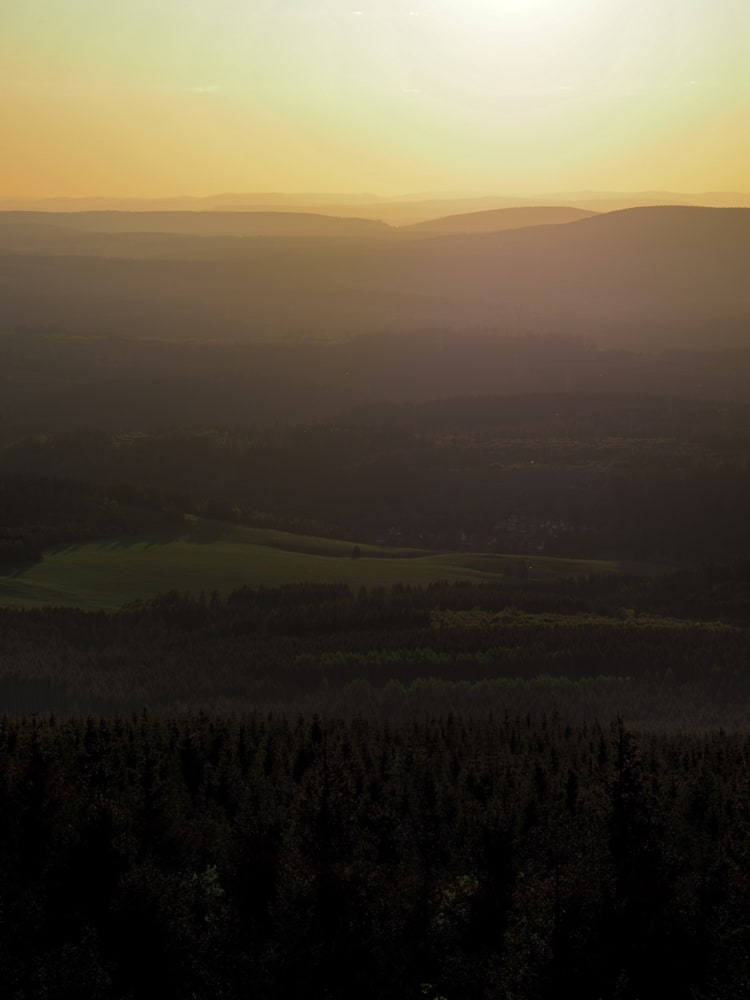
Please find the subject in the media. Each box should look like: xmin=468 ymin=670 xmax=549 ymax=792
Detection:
xmin=3 ymin=0 xmax=749 ymax=198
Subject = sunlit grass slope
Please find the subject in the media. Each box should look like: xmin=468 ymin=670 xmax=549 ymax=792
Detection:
xmin=0 ymin=516 xmax=651 ymax=611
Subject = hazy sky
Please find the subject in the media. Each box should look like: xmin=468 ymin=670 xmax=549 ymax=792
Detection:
xmin=3 ymin=0 xmax=749 ymax=198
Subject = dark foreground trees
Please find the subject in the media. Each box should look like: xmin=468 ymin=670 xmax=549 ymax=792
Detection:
xmin=0 ymin=712 xmax=748 ymax=999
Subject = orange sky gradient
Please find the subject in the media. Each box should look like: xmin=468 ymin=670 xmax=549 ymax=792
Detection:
xmin=2 ymin=0 xmax=749 ymax=199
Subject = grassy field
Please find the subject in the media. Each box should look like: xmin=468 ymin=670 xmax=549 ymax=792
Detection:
xmin=0 ymin=516 xmax=656 ymax=611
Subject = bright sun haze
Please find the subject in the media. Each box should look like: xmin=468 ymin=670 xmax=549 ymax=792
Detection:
xmin=2 ymin=0 xmax=748 ymax=197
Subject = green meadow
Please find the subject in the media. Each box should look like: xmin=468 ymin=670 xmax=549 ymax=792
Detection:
xmin=0 ymin=516 xmax=652 ymax=611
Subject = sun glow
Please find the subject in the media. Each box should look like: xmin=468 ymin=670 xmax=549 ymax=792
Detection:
xmin=496 ymin=0 xmax=598 ymax=18
xmin=1 ymin=0 xmax=748 ymax=197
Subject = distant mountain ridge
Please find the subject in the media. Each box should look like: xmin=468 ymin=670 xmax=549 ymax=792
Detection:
xmin=1 ymin=205 xmax=749 ymax=349
xmin=0 ymin=206 xmax=600 ymax=254
xmin=2 ymin=190 xmax=749 ymax=225
xmin=0 ymin=210 xmax=390 ymax=238
xmin=403 ymin=206 xmax=597 ymax=234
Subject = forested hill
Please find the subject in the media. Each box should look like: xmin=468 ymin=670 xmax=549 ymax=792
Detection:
xmin=4 ymin=329 xmax=750 ymax=441
xmin=3 ymin=390 xmax=750 ymax=562
xmin=1 ymin=206 xmax=749 ymax=346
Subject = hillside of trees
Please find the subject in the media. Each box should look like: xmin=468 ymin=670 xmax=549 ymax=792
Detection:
xmin=0 ymin=569 xmax=748 ymax=719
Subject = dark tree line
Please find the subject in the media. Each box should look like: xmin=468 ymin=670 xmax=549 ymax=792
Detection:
xmin=0 ymin=573 xmax=749 ymax=722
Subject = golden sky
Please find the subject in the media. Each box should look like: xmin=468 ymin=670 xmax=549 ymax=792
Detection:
xmin=2 ymin=0 xmax=749 ymax=198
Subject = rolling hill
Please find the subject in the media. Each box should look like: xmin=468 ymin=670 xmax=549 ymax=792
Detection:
xmin=0 ymin=517 xmax=652 ymax=611
xmin=1 ymin=206 xmax=748 ymax=348
xmin=402 ymin=205 xmax=596 ymax=234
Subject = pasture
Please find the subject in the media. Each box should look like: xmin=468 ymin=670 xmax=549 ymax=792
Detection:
xmin=0 ymin=516 xmax=650 ymax=610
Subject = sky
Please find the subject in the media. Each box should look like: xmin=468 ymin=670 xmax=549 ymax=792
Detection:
xmin=2 ymin=0 xmax=749 ymax=198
